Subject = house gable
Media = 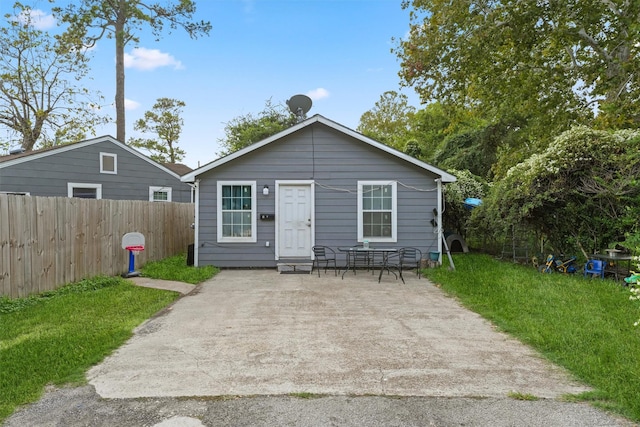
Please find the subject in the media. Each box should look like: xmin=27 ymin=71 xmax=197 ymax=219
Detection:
xmin=182 ymin=115 xmax=456 ymax=183
xmin=0 ymin=136 xmax=181 ymax=178
xmin=0 ymin=136 xmax=192 ymax=202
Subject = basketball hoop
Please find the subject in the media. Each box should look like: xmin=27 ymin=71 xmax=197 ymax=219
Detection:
xmin=122 ymin=232 xmax=146 ymax=277
xmin=126 ymin=245 xmax=144 ymax=256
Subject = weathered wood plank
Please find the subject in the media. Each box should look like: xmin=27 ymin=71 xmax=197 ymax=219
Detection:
xmin=37 ymin=197 xmax=56 ymax=292
xmin=55 ymin=197 xmax=68 ymax=286
xmin=0 ymin=195 xmax=11 ymax=296
xmin=8 ymin=196 xmax=26 ymax=297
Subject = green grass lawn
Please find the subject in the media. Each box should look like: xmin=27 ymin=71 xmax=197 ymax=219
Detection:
xmin=139 ymin=253 xmax=218 ymax=284
xmin=423 ymin=253 xmax=640 ymax=422
xmin=0 ymin=253 xmax=217 ymax=423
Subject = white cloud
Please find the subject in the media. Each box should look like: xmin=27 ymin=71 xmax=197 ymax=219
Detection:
xmin=108 ymin=99 xmax=139 ymax=111
xmin=123 ymin=47 xmax=184 ymax=71
xmin=307 ymin=88 xmax=330 ymax=100
xmin=15 ymin=8 xmax=56 ymax=30
xmin=125 ymin=99 xmax=141 ymax=110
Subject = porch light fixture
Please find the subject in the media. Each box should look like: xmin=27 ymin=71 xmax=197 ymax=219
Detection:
xmin=263 ymin=185 xmax=269 ymax=196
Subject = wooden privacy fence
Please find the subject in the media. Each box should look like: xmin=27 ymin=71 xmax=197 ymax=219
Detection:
xmin=0 ymin=195 xmax=195 ymax=298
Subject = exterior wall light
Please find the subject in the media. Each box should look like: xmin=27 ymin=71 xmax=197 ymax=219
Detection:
xmin=263 ymin=185 xmax=269 ymax=196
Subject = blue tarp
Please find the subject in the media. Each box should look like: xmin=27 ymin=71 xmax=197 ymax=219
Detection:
xmin=463 ymin=198 xmax=483 ymax=210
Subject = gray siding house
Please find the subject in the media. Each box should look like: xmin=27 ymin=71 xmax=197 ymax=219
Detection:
xmin=181 ymin=115 xmax=456 ymax=268
xmin=0 ymin=135 xmax=192 ymax=202
xmin=182 ymin=115 xmax=455 ymax=268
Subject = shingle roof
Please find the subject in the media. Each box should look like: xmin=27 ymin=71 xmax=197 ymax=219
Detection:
xmin=162 ymin=163 xmax=193 ymax=176
xmin=0 ymin=144 xmax=68 ymax=163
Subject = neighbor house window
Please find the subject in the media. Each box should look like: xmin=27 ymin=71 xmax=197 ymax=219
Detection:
xmin=100 ymin=152 xmax=117 ymax=174
xmin=357 ymin=181 xmax=397 ymax=243
xmin=149 ymin=186 xmax=172 ymax=202
xmin=67 ymin=183 xmax=102 ymax=199
xmin=217 ymin=181 xmax=256 ymax=243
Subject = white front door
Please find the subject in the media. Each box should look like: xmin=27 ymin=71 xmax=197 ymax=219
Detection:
xmin=278 ymin=184 xmax=312 ymax=258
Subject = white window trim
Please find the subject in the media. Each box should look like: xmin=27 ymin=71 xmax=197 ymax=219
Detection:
xmin=100 ymin=152 xmax=117 ymax=174
xmin=67 ymin=182 xmax=102 ymax=199
xmin=149 ymin=186 xmax=172 ymax=202
xmin=217 ymin=181 xmax=257 ymax=243
xmin=357 ymin=181 xmax=397 ymax=243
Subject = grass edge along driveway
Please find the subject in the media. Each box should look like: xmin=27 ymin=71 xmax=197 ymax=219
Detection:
xmin=0 ymin=254 xmax=217 ymax=423
xmin=423 ymin=253 xmax=640 ymax=423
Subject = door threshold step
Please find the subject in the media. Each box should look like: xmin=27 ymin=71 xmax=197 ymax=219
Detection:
xmin=277 ymin=262 xmax=313 ymax=274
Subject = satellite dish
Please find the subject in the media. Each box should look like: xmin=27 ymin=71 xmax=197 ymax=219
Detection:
xmin=286 ymin=94 xmax=312 ymax=122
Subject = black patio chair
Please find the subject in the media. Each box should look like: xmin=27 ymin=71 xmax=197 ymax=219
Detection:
xmin=380 ymin=248 xmax=405 ymax=283
xmin=312 ymin=246 xmax=337 ymax=277
xmin=400 ymin=247 xmax=423 ymax=278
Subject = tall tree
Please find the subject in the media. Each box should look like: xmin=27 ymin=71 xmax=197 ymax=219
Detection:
xmin=393 ymin=0 xmax=640 ymax=138
xmin=218 ymin=99 xmax=297 ymax=156
xmin=0 ymin=3 xmax=107 ymax=151
xmin=357 ymin=91 xmax=416 ymax=149
xmin=128 ymin=97 xmax=186 ymax=163
xmin=53 ymin=0 xmax=211 ymax=143
xmin=409 ymin=102 xmax=452 ymax=158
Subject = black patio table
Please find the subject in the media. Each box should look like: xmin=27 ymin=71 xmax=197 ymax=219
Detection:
xmin=338 ymin=246 xmax=404 ymax=283
xmin=592 ymin=253 xmax=633 ymax=282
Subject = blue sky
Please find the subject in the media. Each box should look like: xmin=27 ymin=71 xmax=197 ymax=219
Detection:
xmin=7 ymin=1 xmax=419 ymax=168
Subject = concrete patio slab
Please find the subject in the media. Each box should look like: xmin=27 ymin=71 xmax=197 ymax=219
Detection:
xmin=88 ymin=269 xmax=589 ymax=400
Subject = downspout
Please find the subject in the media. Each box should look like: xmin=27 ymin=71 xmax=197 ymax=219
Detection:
xmin=193 ymin=179 xmax=200 ymax=267
xmin=436 ymin=178 xmax=443 ymax=263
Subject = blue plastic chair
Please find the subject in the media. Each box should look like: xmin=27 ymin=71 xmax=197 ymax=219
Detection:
xmin=583 ymin=259 xmax=606 ymax=279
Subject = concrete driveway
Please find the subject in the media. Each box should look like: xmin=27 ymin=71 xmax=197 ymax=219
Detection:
xmin=88 ymin=269 xmax=589 ymax=399
xmin=7 ymin=269 xmax=636 ymax=427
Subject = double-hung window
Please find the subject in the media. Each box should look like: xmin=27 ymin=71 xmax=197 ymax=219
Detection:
xmin=217 ymin=181 xmax=256 ymax=242
xmin=357 ymin=181 xmax=397 ymax=243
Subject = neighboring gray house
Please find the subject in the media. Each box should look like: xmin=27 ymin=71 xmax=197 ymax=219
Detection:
xmin=0 ymin=135 xmax=192 ymax=202
xmin=181 ymin=115 xmax=456 ymax=268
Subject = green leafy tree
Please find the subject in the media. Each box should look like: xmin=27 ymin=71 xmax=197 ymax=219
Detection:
xmin=393 ymin=0 xmax=640 ymax=141
xmin=478 ymin=127 xmax=640 ymax=256
xmin=218 ymin=99 xmax=297 ymax=155
xmin=442 ymin=169 xmax=487 ymax=239
xmin=403 ymin=139 xmax=421 ymax=158
xmin=0 ymin=3 xmax=107 ymax=151
xmin=408 ymin=102 xmax=453 ymax=159
xmin=357 ymin=91 xmax=416 ymax=150
xmin=53 ymin=0 xmax=211 ymax=143
xmin=128 ymin=97 xmax=186 ymax=163
xmin=432 ymin=122 xmax=522 ymax=179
